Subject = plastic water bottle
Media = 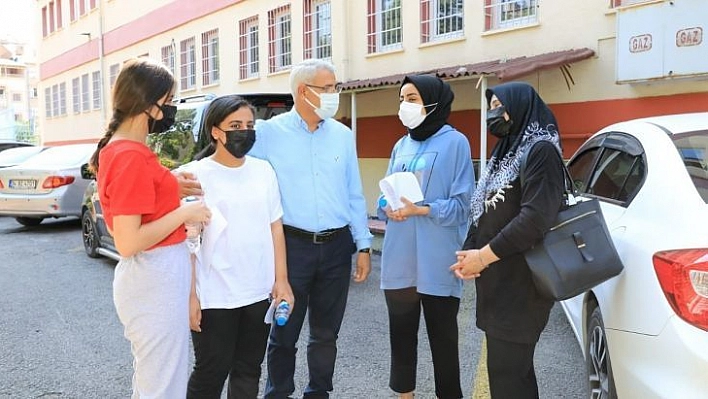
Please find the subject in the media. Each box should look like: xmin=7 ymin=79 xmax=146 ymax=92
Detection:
xmin=182 ymin=195 xmax=202 ymax=254
xmin=274 ymin=301 xmax=291 ymax=326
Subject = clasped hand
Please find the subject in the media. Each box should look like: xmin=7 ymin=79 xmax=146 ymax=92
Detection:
xmin=449 ymin=250 xmax=486 ymax=280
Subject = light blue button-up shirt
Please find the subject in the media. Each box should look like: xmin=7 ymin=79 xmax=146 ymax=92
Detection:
xmin=251 ymin=109 xmax=373 ymax=251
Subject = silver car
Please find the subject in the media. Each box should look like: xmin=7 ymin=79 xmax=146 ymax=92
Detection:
xmin=0 ymin=146 xmax=46 ymax=168
xmin=0 ymin=143 xmax=96 ymax=226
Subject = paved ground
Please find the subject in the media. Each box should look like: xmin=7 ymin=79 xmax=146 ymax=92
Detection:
xmin=0 ymin=216 xmax=588 ymax=398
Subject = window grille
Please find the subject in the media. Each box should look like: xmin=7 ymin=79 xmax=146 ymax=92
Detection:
xmin=483 ymin=0 xmax=538 ymax=31
xmin=268 ymin=5 xmax=292 ymax=73
xmin=367 ymin=0 xmax=402 ymax=54
xmin=180 ymin=37 xmax=197 ymax=91
xmin=239 ymin=16 xmax=260 ymax=80
xmin=421 ymin=0 xmax=464 ymax=43
xmin=81 ymin=74 xmax=90 ymax=112
xmin=72 ymin=77 xmax=80 ymax=114
xmin=108 ymin=64 xmax=120 ymax=90
xmin=92 ymin=71 xmax=101 ymax=110
xmin=161 ymin=44 xmax=176 ymax=75
xmin=59 ymin=82 xmax=67 ymax=115
xmin=52 ymin=84 xmax=60 ymax=117
xmin=201 ymin=29 xmax=220 ymax=86
xmin=304 ymin=0 xmax=332 ymax=60
xmin=44 ymin=87 xmax=51 ymax=117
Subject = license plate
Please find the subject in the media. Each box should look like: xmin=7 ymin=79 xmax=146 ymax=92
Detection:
xmin=9 ymin=179 xmax=37 ymax=189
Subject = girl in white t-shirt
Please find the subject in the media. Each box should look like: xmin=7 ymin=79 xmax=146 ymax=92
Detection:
xmin=179 ymin=95 xmax=294 ymax=399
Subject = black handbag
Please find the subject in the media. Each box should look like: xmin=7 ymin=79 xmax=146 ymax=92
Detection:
xmin=521 ymin=145 xmax=624 ymax=301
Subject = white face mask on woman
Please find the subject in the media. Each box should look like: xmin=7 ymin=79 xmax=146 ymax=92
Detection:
xmin=398 ymin=101 xmax=436 ymax=129
xmin=305 ymin=87 xmax=340 ymax=120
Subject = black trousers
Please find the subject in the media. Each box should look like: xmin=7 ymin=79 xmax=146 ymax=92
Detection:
xmin=384 ymin=287 xmax=462 ymax=399
xmin=187 ymin=300 xmax=271 ymax=399
xmin=486 ymin=335 xmax=539 ymax=399
xmin=265 ymin=229 xmax=356 ymax=399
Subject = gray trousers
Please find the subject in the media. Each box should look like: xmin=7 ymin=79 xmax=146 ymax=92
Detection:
xmin=114 ymin=242 xmax=191 ymax=399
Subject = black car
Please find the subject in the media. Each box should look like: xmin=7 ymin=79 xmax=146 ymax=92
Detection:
xmin=81 ymin=93 xmax=294 ymax=261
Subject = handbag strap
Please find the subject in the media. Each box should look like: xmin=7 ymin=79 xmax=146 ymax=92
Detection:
xmin=519 ymin=141 xmax=578 ymax=202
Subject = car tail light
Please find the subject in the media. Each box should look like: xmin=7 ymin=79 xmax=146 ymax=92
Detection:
xmin=42 ymin=176 xmax=75 ymax=189
xmin=654 ymin=249 xmax=708 ymax=331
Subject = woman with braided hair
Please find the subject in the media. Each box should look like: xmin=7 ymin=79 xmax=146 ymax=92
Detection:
xmin=89 ymin=58 xmax=211 ymax=398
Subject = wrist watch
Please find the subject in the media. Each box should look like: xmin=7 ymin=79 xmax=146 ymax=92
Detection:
xmin=358 ymin=248 xmax=371 ymax=254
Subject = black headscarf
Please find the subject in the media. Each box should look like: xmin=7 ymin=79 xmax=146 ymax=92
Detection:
xmin=401 ymin=75 xmax=454 ymax=141
xmin=470 ymin=82 xmax=562 ymax=225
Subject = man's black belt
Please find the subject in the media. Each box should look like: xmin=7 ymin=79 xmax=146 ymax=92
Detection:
xmin=283 ymin=224 xmax=349 ymax=244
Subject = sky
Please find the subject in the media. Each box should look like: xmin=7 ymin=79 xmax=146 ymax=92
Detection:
xmin=0 ymin=0 xmax=37 ymax=46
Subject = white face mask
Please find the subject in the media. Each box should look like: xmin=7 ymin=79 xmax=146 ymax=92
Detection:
xmin=398 ymin=101 xmax=427 ymax=129
xmin=305 ymin=87 xmax=340 ymax=120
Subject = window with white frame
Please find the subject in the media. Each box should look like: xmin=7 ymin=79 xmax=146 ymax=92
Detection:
xmin=92 ymin=71 xmax=101 ymax=110
xmin=81 ymin=73 xmax=90 ymax=112
xmin=304 ymin=0 xmax=332 ymax=60
xmin=44 ymin=87 xmax=51 ymax=117
xmin=109 ymin=63 xmax=120 ymax=89
xmin=72 ymin=77 xmax=80 ymax=114
xmin=201 ymin=29 xmax=220 ymax=86
xmin=367 ymin=0 xmax=402 ymax=54
xmin=59 ymin=82 xmax=67 ymax=115
xmin=12 ymin=93 xmax=22 ymax=102
xmin=239 ymin=16 xmax=260 ymax=80
xmin=49 ymin=2 xmax=56 ymax=33
xmin=161 ymin=44 xmax=176 ymax=76
xmin=268 ymin=5 xmax=292 ymax=73
xmin=180 ymin=37 xmax=197 ymax=91
xmin=52 ymin=84 xmax=60 ymax=117
xmin=484 ymin=0 xmax=538 ymax=31
xmin=421 ymin=0 xmax=464 ymax=43
xmin=70 ymin=0 xmax=96 ymax=22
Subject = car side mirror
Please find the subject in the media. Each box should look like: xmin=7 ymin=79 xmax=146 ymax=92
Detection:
xmin=81 ymin=163 xmax=95 ymax=180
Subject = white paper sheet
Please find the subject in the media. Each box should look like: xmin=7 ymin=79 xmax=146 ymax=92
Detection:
xmin=378 ymin=172 xmax=424 ymax=211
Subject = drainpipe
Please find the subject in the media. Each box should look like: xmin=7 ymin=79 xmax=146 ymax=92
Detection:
xmin=479 ymin=76 xmax=488 ymax=172
xmin=351 ymin=91 xmax=357 ymax=142
xmin=98 ymin=0 xmax=106 ymax=128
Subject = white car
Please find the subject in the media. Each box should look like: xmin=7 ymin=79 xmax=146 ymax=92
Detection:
xmin=561 ymin=112 xmax=708 ymax=398
xmin=0 ymin=143 xmax=96 ymax=226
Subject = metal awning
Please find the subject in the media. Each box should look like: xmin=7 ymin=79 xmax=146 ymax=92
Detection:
xmin=344 ymin=47 xmax=596 ymax=171
xmin=341 ymin=48 xmax=595 ymax=91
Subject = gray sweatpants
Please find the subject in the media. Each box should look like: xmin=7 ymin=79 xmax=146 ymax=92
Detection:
xmin=113 ymin=242 xmax=191 ymax=399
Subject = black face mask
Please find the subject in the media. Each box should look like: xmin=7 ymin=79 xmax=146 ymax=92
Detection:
xmin=486 ymin=106 xmax=514 ymax=138
xmin=221 ymin=129 xmax=256 ymax=159
xmin=147 ymin=103 xmax=177 ymax=134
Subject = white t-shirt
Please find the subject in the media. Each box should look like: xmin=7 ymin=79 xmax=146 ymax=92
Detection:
xmin=178 ymin=155 xmax=283 ymax=309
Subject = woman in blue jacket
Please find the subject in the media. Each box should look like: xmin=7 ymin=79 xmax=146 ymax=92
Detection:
xmin=377 ymin=75 xmax=475 ymax=399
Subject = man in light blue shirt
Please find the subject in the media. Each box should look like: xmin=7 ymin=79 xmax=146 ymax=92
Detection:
xmin=250 ymin=59 xmax=373 ymax=399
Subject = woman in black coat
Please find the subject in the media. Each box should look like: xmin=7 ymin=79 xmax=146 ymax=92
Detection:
xmin=450 ymin=82 xmax=566 ymax=398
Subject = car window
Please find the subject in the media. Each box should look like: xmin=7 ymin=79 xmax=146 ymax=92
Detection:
xmin=567 ymin=148 xmax=599 ymax=193
xmin=587 ymin=148 xmax=644 ymax=203
xmin=0 ymin=146 xmax=43 ymax=164
xmin=673 ymin=130 xmax=708 ymax=203
xmin=21 ymin=145 xmax=94 ymax=168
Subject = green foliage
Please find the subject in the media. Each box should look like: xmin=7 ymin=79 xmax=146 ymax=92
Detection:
xmin=146 ymin=122 xmax=196 ymax=169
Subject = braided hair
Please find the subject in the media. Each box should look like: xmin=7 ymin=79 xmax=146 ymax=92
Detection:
xmin=89 ymin=58 xmax=175 ymax=172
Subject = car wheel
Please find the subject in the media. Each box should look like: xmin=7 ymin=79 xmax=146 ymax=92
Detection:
xmin=82 ymin=211 xmax=100 ymax=258
xmin=587 ymin=305 xmax=618 ymax=399
xmin=15 ymin=217 xmax=43 ymax=226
